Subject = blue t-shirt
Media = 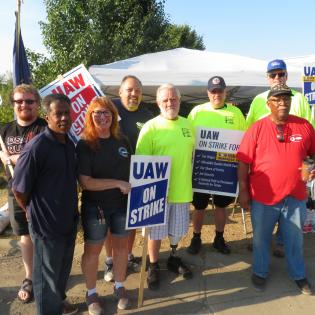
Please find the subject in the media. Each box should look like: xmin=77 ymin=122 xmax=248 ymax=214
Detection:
xmin=12 ymin=127 xmax=78 ymax=240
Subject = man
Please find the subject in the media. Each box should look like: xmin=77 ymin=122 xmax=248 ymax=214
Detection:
xmin=0 ymin=84 xmax=46 ymax=304
xmin=12 ymin=94 xmax=79 ymax=315
xmin=246 ymin=59 xmax=314 ymax=257
xmin=237 ymin=84 xmax=315 ymax=295
xmin=136 ymin=83 xmax=195 ymax=290
xmin=187 ymin=76 xmax=246 ymax=255
xmin=103 ymin=75 xmax=153 ymax=282
xmin=247 ymin=59 xmax=313 ymax=128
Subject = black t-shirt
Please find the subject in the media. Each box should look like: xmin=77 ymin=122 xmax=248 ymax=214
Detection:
xmin=0 ymin=118 xmax=47 ymax=155
xmin=113 ymin=99 xmax=153 ymax=152
xmin=0 ymin=118 xmax=47 ymax=186
xmin=76 ymin=136 xmax=132 ymax=210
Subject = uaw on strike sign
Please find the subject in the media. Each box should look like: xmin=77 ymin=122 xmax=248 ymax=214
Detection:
xmin=192 ymin=127 xmax=244 ymax=197
xmin=39 ymin=64 xmax=103 ymax=142
xmin=126 ymin=155 xmax=171 ymax=230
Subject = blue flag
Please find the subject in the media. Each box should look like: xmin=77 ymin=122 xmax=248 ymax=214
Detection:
xmin=13 ymin=15 xmax=32 ymax=87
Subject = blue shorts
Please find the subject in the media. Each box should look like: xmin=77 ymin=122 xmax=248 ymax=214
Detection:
xmin=81 ymin=204 xmax=129 ymax=244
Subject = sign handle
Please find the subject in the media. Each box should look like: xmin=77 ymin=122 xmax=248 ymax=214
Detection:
xmin=137 ymin=228 xmax=149 ymax=308
xmin=0 ymin=135 xmax=14 ymax=177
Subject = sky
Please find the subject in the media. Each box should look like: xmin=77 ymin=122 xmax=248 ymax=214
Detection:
xmin=1 ymin=0 xmax=315 ymax=76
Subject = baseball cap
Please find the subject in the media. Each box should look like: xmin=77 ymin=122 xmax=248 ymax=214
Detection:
xmin=207 ymin=76 xmax=226 ymax=91
xmin=267 ymin=59 xmax=287 ymax=73
xmin=267 ymin=84 xmax=293 ymax=99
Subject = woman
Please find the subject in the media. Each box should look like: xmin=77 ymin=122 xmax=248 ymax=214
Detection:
xmin=77 ymin=96 xmax=131 ymax=314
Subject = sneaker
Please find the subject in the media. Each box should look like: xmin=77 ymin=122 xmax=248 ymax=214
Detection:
xmin=113 ymin=286 xmax=129 ymax=310
xmin=167 ymin=255 xmax=193 ymax=279
xmin=187 ymin=236 xmax=202 ymax=255
xmin=127 ymin=254 xmax=141 ymax=272
xmin=147 ymin=263 xmax=160 ymax=290
xmin=273 ymin=245 xmax=285 ymax=258
xmin=213 ymin=236 xmax=231 ymax=254
xmin=86 ymin=292 xmax=103 ymax=315
xmin=251 ymin=274 xmax=266 ymax=292
xmin=62 ymin=301 xmax=78 ymax=315
xmin=295 ymin=278 xmax=313 ymax=295
xmin=104 ymin=262 xmax=114 ymax=282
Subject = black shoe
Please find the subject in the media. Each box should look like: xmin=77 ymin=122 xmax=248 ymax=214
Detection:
xmin=167 ymin=256 xmax=193 ymax=279
xmin=213 ymin=236 xmax=231 ymax=254
xmin=187 ymin=236 xmax=201 ymax=255
xmin=295 ymin=278 xmax=312 ymax=295
xmin=127 ymin=254 xmax=141 ymax=273
xmin=251 ymin=274 xmax=266 ymax=292
xmin=147 ymin=264 xmax=160 ymax=290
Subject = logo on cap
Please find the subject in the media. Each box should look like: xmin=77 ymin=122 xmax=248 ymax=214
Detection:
xmin=212 ymin=77 xmax=220 ymax=84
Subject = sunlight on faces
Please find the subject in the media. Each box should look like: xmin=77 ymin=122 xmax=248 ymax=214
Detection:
xmin=267 ymin=70 xmax=288 ymax=87
xmin=157 ymin=87 xmax=180 ymax=120
xmin=207 ymin=89 xmax=226 ymax=109
xmin=13 ymin=92 xmax=39 ymax=122
xmin=92 ymin=106 xmax=113 ymax=133
xmin=46 ymin=101 xmax=72 ymax=134
xmin=267 ymin=95 xmax=291 ymax=121
xmin=119 ymin=78 xmax=142 ymax=112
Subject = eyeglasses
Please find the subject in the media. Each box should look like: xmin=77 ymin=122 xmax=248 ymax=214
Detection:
xmin=269 ymin=96 xmax=291 ymax=105
xmin=276 ymin=125 xmax=285 ymax=142
xmin=13 ymin=99 xmax=36 ymax=105
xmin=268 ymin=72 xmax=286 ymax=79
xmin=92 ymin=110 xmax=112 ymax=117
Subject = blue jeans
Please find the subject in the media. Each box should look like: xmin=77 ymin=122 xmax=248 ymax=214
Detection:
xmin=29 ymin=224 xmax=76 ymax=315
xmin=251 ymin=196 xmax=307 ymax=280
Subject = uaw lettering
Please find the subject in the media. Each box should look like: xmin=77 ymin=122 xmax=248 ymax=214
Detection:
xmin=39 ymin=64 xmax=103 ymax=140
xmin=192 ymin=128 xmax=244 ymax=196
xmin=126 ymin=156 xmax=171 ymax=230
xmin=303 ymin=65 xmax=315 ymax=105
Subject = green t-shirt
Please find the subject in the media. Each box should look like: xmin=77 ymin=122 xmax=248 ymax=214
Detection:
xmin=188 ymin=102 xmax=246 ymax=131
xmin=246 ymin=89 xmax=314 ymax=128
xmin=136 ymin=115 xmax=195 ymax=203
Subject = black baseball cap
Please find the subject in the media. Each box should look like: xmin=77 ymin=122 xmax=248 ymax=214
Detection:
xmin=207 ymin=76 xmax=226 ymax=92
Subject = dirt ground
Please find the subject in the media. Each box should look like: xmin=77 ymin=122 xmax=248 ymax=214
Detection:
xmin=0 ymin=201 xmax=253 ymax=315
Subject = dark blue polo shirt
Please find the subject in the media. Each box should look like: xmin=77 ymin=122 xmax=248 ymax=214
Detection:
xmin=12 ymin=127 xmax=78 ymax=240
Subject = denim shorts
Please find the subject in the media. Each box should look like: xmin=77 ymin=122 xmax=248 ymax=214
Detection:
xmin=81 ymin=204 xmax=129 ymax=244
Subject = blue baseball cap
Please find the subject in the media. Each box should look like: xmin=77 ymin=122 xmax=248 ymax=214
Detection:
xmin=267 ymin=59 xmax=287 ymax=73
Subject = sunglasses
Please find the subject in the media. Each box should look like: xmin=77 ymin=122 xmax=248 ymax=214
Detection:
xmin=13 ymin=99 xmax=36 ymax=105
xmin=276 ymin=125 xmax=285 ymax=142
xmin=268 ymin=72 xmax=286 ymax=79
xmin=92 ymin=110 xmax=112 ymax=117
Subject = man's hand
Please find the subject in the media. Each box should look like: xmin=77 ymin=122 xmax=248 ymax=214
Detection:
xmin=239 ymin=189 xmax=251 ymax=211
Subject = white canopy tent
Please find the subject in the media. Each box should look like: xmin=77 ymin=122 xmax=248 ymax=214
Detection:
xmin=89 ymin=48 xmax=304 ymax=105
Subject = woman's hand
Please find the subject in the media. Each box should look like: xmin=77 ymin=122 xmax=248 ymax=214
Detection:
xmin=117 ymin=181 xmax=131 ymax=194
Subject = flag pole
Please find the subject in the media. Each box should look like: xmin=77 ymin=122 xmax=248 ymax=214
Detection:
xmin=16 ymin=0 xmax=21 ymax=58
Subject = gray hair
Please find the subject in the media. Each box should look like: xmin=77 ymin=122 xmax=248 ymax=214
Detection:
xmin=156 ymin=83 xmax=181 ymax=101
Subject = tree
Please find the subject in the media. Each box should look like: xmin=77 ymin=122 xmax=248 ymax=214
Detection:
xmin=163 ymin=24 xmax=205 ymax=50
xmin=28 ymin=0 xmax=205 ymax=87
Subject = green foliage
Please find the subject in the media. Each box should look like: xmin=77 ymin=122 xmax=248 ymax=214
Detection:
xmin=0 ymin=79 xmax=14 ymax=123
xmin=28 ymin=0 xmax=205 ymax=87
xmin=0 ymin=78 xmax=14 ymax=124
xmin=163 ymin=24 xmax=205 ymax=50
xmin=26 ymin=49 xmax=57 ymax=89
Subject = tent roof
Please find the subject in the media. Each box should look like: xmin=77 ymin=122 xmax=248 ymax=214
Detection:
xmin=89 ymin=48 xmax=305 ymax=104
